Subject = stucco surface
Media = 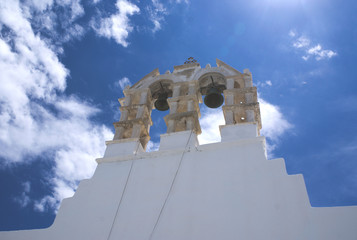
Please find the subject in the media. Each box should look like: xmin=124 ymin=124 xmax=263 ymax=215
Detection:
xmin=1 ymin=124 xmax=357 ymax=240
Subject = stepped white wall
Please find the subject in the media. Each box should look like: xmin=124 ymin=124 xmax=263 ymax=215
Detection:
xmin=1 ymin=123 xmax=357 ymax=240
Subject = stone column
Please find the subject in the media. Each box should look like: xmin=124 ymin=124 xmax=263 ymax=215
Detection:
xmin=245 ymin=110 xmax=255 ymax=122
xmin=187 ymin=100 xmax=194 ymax=111
xmin=164 ymin=81 xmax=201 ymax=135
xmin=113 ymin=126 xmax=124 ymax=140
xmin=186 ymin=118 xmax=194 ymax=130
xmin=222 ymin=71 xmax=261 ymax=134
xmin=120 ymin=109 xmax=128 ymax=121
xmin=170 ymin=102 xmax=178 ymax=114
xmin=243 ymin=69 xmax=253 ymax=88
xmin=188 ymin=83 xmax=196 ymax=95
xmin=139 ymin=91 xmax=148 ymax=104
xmin=111 ymin=88 xmax=153 ymax=150
xmin=245 ymin=93 xmax=254 ymax=104
xmin=136 ymin=105 xmax=145 ymax=119
xmin=131 ymin=124 xmax=141 ymax=138
xmin=225 ymin=110 xmax=234 ymax=125
xmin=167 ymin=120 xmax=175 ymax=133
xmin=227 ymin=78 xmax=235 ymax=90
xmin=124 ymin=95 xmax=132 ymax=106
xmin=226 ymin=93 xmax=234 ymax=105
xmin=172 ymin=85 xmax=181 ymax=98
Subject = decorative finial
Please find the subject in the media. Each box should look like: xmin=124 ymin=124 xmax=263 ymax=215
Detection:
xmin=184 ymin=57 xmax=197 ymax=64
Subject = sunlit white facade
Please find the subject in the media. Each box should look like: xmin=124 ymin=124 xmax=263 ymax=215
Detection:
xmin=1 ymin=60 xmax=356 ymax=240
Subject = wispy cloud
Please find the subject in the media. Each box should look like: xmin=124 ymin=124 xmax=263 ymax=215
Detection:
xmin=141 ymin=0 xmax=189 ymax=33
xmin=91 ymin=0 xmax=140 ymax=47
xmin=306 ymin=44 xmax=337 ymax=61
xmin=147 ymin=0 xmax=167 ymax=33
xmin=288 ymin=30 xmax=296 ymax=38
xmin=175 ymin=0 xmax=190 ymax=4
xmin=22 ymin=0 xmax=86 ymax=50
xmin=115 ymin=77 xmax=132 ymax=90
xmin=289 ymin=30 xmax=337 ymax=61
xmin=14 ymin=182 xmax=31 ymax=208
xmin=293 ymin=36 xmax=310 ymax=49
xmin=0 ymin=0 xmax=112 ymax=213
xmin=258 ymin=80 xmax=273 ymax=88
xmin=259 ymin=98 xmax=293 ymax=155
xmin=331 ymin=95 xmax=357 ymax=113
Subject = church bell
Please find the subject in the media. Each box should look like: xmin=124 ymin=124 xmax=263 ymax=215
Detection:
xmin=154 ymin=92 xmax=169 ymax=111
xmin=204 ymin=87 xmax=224 ymax=108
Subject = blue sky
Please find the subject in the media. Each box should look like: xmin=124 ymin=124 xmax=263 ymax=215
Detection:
xmin=0 ymin=0 xmax=357 ymax=231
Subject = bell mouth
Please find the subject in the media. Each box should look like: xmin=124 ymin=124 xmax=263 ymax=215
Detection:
xmin=204 ymin=87 xmax=224 ymax=108
xmin=154 ymin=92 xmax=169 ymax=111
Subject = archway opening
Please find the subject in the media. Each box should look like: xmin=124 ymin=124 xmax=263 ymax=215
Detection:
xmin=146 ymin=80 xmax=173 ymax=152
xmin=197 ymin=72 xmax=227 ymax=145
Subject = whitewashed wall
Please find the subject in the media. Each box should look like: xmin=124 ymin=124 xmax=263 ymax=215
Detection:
xmin=1 ymin=124 xmax=357 ymax=240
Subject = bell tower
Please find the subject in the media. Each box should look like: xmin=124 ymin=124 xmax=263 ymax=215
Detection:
xmin=2 ymin=59 xmax=357 ymax=240
xmin=109 ymin=58 xmax=262 ymax=151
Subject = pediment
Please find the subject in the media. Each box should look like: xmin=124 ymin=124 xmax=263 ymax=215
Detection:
xmin=130 ymin=68 xmax=160 ymax=90
xmin=216 ymin=59 xmax=242 ymax=75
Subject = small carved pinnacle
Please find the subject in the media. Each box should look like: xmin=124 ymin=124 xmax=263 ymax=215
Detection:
xmin=184 ymin=57 xmax=197 ymax=64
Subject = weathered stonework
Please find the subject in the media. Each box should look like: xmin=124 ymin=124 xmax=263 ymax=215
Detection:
xmin=112 ymin=87 xmax=153 ymax=149
xmin=110 ymin=59 xmax=262 ymax=149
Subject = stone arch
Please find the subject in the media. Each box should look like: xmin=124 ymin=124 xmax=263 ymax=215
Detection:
xmin=109 ymin=60 xmax=260 ymax=151
xmin=149 ymin=79 xmax=174 ymax=103
xmin=193 ymin=66 xmax=232 ymax=80
xmin=197 ymin=72 xmax=227 ymax=96
xmin=194 ymin=67 xmax=245 ymax=90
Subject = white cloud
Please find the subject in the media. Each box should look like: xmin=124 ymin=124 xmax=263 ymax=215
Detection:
xmin=147 ymin=0 xmax=167 ymax=33
xmin=175 ymin=0 xmax=190 ymax=4
xmin=198 ymin=106 xmax=225 ymax=145
xmin=115 ymin=77 xmax=132 ymax=90
xmin=259 ymin=98 xmax=292 ymax=142
xmin=152 ymin=20 xmax=161 ymax=32
xmin=92 ymin=0 xmax=140 ymax=47
xmin=289 ymin=30 xmax=296 ymax=37
xmin=198 ymin=99 xmax=292 ymax=156
xmin=21 ymin=0 xmax=86 ymax=48
xmin=302 ymin=55 xmax=309 ymax=61
xmin=144 ymin=0 xmax=190 ymax=33
xmin=91 ymin=0 xmax=183 ymax=37
xmin=34 ymin=122 xmax=112 ymax=211
xmin=0 ymin=0 xmax=113 ymax=212
xmin=26 ymin=0 xmax=54 ymax=11
xmin=14 ymin=181 xmax=31 ymax=208
xmin=23 ymin=181 xmax=31 ymax=192
xmin=289 ymin=30 xmax=337 ymax=61
xmin=257 ymin=80 xmax=272 ymax=88
xmin=147 ymin=140 xmax=160 ymax=152
xmin=1 ymin=0 xmax=193 ymax=213
xmin=293 ymin=36 xmax=310 ymax=48
xmin=306 ymin=44 xmax=337 ymax=61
